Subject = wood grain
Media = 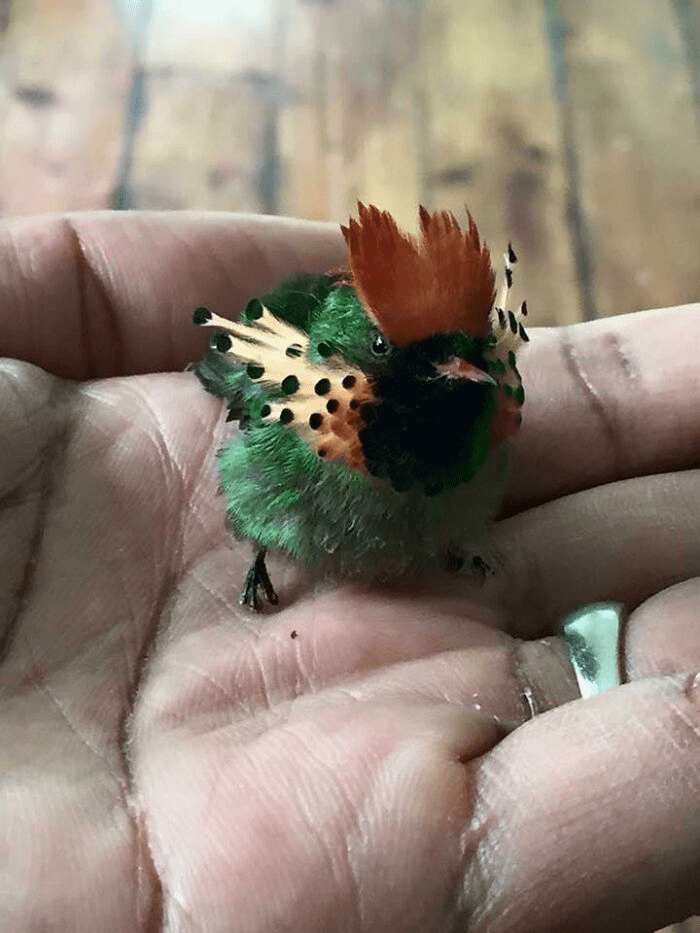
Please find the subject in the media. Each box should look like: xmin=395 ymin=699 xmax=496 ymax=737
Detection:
xmin=422 ymin=0 xmax=582 ymax=325
xmin=129 ymin=70 xmax=269 ymax=211
xmin=278 ymin=1 xmax=331 ymax=221
xmin=1 ymin=0 xmax=700 ymax=333
xmin=0 ymin=0 xmax=131 ymax=213
xmin=557 ymin=0 xmax=700 ymax=318
xmin=279 ymin=0 xmax=424 ymax=229
xmin=127 ymin=0 xmax=288 ymax=211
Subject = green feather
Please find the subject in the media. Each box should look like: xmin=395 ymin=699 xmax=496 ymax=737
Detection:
xmin=253 ymin=273 xmax=341 ymax=332
xmin=307 ymin=287 xmax=377 ymax=368
xmin=216 ymin=418 xmax=509 ymax=575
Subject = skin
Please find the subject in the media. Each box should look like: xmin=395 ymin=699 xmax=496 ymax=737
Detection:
xmin=0 ymin=211 xmax=699 ymax=933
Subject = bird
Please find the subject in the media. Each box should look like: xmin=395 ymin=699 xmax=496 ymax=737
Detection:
xmin=192 ymin=204 xmax=528 ymax=610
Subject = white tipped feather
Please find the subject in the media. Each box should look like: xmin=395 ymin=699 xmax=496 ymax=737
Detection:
xmin=198 ymin=305 xmax=374 ymax=467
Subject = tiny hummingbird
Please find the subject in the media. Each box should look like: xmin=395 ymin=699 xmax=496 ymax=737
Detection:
xmin=192 ymin=204 xmax=528 ymax=610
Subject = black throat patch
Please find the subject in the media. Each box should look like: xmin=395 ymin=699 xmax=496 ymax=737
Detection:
xmin=357 ymin=335 xmax=495 ymax=495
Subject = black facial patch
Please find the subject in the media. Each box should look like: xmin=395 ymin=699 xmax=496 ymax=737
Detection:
xmin=358 ymin=334 xmax=494 ymax=493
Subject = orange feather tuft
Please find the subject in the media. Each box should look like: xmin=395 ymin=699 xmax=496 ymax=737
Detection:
xmin=340 ymin=203 xmax=496 ymax=346
xmin=488 ymin=390 xmax=522 ymax=449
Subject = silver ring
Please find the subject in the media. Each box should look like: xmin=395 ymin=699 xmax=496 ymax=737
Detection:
xmin=559 ymin=603 xmax=624 ymax=698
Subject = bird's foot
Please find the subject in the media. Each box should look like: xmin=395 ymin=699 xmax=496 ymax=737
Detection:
xmin=471 ymin=555 xmax=496 ymax=585
xmin=445 ymin=551 xmax=496 ymax=586
xmin=240 ymin=548 xmax=279 ymax=611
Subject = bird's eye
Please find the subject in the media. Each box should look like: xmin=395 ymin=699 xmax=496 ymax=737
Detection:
xmin=371 ymin=332 xmax=390 ymax=357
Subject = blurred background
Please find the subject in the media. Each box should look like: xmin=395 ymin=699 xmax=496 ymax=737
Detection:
xmin=0 ymin=0 xmax=699 ymax=328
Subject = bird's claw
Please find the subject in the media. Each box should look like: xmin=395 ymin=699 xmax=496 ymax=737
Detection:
xmin=471 ymin=554 xmax=496 ymax=584
xmin=446 ymin=551 xmax=496 ymax=585
xmin=240 ymin=548 xmax=279 ymax=611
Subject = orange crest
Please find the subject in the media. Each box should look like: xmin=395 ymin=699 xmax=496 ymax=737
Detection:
xmin=340 ymin=204 xmax=496 ymax=346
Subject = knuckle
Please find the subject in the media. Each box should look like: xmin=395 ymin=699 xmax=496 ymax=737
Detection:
xmin=557 ymin=326 xmax=641 ymax=472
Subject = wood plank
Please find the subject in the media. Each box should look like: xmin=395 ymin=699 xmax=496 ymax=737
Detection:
xmin=278 ymin=1 xmax=331 ymax=221
xmin=128 ymin=0 xmax=285 ymax=211
xmin=557 ymin=0 xmax=700 ymax=318
xmin=129 ymin=70 xmax=269 ymax=211
xmin=0 ymin=0 xmax=132 ymax=214
xmin=145 ymin=0 xmax=277 ymax=74
xmin=283 ymin=0 xmax=581 ymax=324
xmin=669 ymin=0 xmax=700 ymax=133
xmin=353 ymin=98 xmax=423 ymax=231
xmin=279 ymin=0 xmax=424 ymax=230
xmin=329 ymin=0 xmax=423 ymax=230
xmin=421 ymin=0 xmax=582 ymax=326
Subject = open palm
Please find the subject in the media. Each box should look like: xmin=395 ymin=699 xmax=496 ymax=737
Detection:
xmin=1 ymin=213 xmax=698 ymax=933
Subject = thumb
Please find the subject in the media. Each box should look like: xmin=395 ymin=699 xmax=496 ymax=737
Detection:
xmin=464 ymin=672 xmax=700 ymax=933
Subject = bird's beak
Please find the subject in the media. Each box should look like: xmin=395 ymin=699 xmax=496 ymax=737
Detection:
xmin=436 ymin=358 xmax=497 ymax=386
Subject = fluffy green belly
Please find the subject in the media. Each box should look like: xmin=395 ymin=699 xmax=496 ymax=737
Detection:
xmin=217 ymin=423 xmax=509 ymax=578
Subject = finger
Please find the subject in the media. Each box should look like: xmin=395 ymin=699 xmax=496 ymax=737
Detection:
xmin=625 ymin=578 xmax=700 ymax=679
xmin=0 ymin=212 xmax=344 ymax=379
xmin=468 ymin=672 xmax=700 ymax=933
xmin=491 ymin=469 xmax=700 ymax=637
xmin=504 ymin=304 xmax=700 ymax=512
xmin=132 ymin=697 xmax=503 ymax=933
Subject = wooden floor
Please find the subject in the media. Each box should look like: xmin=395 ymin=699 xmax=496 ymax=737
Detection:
xmin=1 ymin=0 xmax=700 ymax=327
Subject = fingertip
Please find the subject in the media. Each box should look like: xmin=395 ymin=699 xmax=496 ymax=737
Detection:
xmin=625 ymin=579 xmax=700 ymax=680
xmin=465 ymin=673 xmax=700 ymax=932
xmin=504 ymin=304 xmax=700 ymax=513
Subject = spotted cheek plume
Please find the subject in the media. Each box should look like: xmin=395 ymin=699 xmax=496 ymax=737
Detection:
xmin=483 ymin=240 xmax=528 ymax=447
xmin=302 ymin=373 xmax=374 ymax=468
xmin=193 ymin=303 xmax=375 ymax=471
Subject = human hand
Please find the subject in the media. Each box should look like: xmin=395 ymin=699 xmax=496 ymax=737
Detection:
xmin=1 ymin=212 xmax=698 ymax=933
